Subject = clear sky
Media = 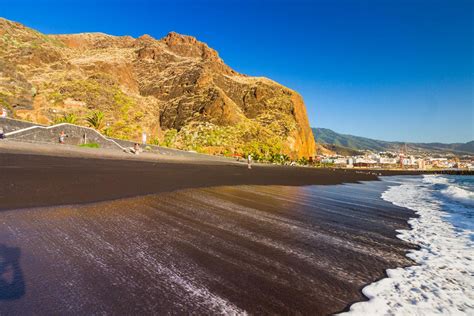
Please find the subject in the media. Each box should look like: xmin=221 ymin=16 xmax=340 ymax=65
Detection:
xmin=1 ymin=0 xmax=472 ymax=143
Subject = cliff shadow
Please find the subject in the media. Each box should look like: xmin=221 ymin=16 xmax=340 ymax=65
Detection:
xmin=0 ymin=244 xmax=25 ymax=300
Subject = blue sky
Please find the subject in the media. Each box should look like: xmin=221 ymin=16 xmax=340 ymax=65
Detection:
xmin=1 ymin=0 xmax=472 ymax=143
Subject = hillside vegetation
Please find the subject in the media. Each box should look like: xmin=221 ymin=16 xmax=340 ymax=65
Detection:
xmin=0 ymin=18 xmax=316 ymax=159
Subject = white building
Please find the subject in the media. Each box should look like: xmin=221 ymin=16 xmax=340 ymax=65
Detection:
xmin=418 ymin=159 xmax=426 ymax=170
xmin=378 ymin=157 xmax=397 ymax=165
xmin=347 ymin=158 xmax=354 ymax=168
xmin=355 ymin=157 xmax=377 ymax=164
xmin=333 ymin=158 xmax=348 ymax=166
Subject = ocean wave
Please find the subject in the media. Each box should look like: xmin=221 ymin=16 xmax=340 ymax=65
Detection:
xmin=423 ymin=174 xmax=474 ymax=207
xmin=341 ymin=175 xmax=474 ymax=315
xmin=440 ymin=185 xmax=474 ymax=207
xmin=423 ymin=175 xmax=451 ymax=185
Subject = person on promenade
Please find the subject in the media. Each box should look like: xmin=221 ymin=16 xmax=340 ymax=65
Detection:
xmin=59 ymin=131 xmax=67 ymax=144
xmin=134 ymin=143 xmax=140 ymax=155
xmin=142 ymin=132 xmax=147 ymax=145
xmin=0 ymin=108 xmax=6 ymax=118
xmin=247 ymin=154 xmax=252 ymax=169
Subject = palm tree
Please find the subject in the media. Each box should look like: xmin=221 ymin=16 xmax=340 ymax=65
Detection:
xmin=54 ymin=113 xmax=77 ymax=124
xmin=86 ymin=111 xmax=105 ymax=131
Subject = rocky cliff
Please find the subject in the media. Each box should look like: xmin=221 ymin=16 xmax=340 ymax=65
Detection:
xmin=0 ymin=18 xmax=316 ymax=158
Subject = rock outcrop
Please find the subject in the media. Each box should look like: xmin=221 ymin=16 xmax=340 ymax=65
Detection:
xmin=0 ymin=18 xmax=316 ymax=158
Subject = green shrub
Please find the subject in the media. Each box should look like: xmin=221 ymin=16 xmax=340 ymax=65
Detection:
xmin=269 ymin=153 xmax=289 ymax=164
xmin=53 ymin=113 xmax=78 ymax=124
xmin=150 ymin=137 xmax=161 ymax=146
xmin=102 ymin=127 xmax=112 ymax=137
xmin=297 ymin=157 xmax=309 ymax=165
xmin=79 ymin=143 xmax=100 ymax=148
xmin=162 ymin=129 xmax=177 ymax=147
xmin=86 ymin=111 xmax=105 ymax=131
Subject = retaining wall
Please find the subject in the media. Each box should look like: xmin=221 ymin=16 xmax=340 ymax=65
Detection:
xmin=5 ymin=123 xmax=124 ymax=150
xmin=1 ymin=118 xmax=230 ymax=161
xmin=0 ymin=117 xmax=43 ymax=133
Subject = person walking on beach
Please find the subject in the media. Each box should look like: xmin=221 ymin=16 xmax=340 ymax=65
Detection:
xmin=247 ymin=154 xmax=252 ymax=169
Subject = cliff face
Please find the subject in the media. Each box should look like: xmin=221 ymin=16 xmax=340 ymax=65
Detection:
xmin=0 ymin=18 xmax=316 ymax=158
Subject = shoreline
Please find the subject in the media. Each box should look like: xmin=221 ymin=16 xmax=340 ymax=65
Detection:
xmin=0 ymin=180 xmax=417 ymax=314
xmin=344 ymin=175 xmax=474 ymax=314
xmin=0 ymin=140 xmax=436 ymax=313
xmin=0 ymin=140 xmax=424 ymax=211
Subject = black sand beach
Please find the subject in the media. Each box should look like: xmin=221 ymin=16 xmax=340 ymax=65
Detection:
xmin=0 ymin=142 xmax=420 ymax=211
xmin=0 ymin=143 xmax=418 ymax=314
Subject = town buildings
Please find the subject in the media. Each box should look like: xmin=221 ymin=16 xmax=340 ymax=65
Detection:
xmin=317 ymin=151 xmax=474 ymax=171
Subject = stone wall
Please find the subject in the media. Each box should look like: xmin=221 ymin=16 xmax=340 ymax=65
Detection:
xmin=5 ymin=123 xmax=124 ymax=150
xmin=0 ymin=117 xmax=42 ymax=133
xmin=1 ymin=118 xmax=230 ymax=161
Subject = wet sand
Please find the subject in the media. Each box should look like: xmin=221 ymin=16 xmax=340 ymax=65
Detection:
xmin=0 ymin=182 xmax=416 ymax=315
xmin=0 ymin=145 xmax=419 ymax=314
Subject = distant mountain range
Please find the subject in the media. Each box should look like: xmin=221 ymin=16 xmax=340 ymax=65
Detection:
xmin=313 ymin=128 xmax=474 ymax=155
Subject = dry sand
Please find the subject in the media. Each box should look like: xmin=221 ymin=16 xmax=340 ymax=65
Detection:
xmin=0 ymin=140 xmax=401 ymax=211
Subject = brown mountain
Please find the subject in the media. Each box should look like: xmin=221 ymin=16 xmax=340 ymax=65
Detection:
xmin=0 ymin=18 xmax=316 ymax=158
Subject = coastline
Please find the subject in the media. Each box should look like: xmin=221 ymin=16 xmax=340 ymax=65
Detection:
xmin=0 ymin=181 xmax=418 ymax=314
xmin=344 ymin=175 xmax=474 ymax=314
xmin=1 ymin=140 xmax=423 ymax=211
xmin=0 ymin=141 xmax=430 ymax=314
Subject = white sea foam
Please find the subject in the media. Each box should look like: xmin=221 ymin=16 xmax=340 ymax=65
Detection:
xmin=342 ymin=175 xmax=474 ymax=315
xmin=425 ymin=175 xmax=451 ymax=185
xmin=440 ymin=185 xmax=474 ymax=207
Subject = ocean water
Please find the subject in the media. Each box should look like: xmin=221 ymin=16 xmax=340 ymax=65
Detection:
xmin=345 ymin=175 xmax=474 ymax=315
